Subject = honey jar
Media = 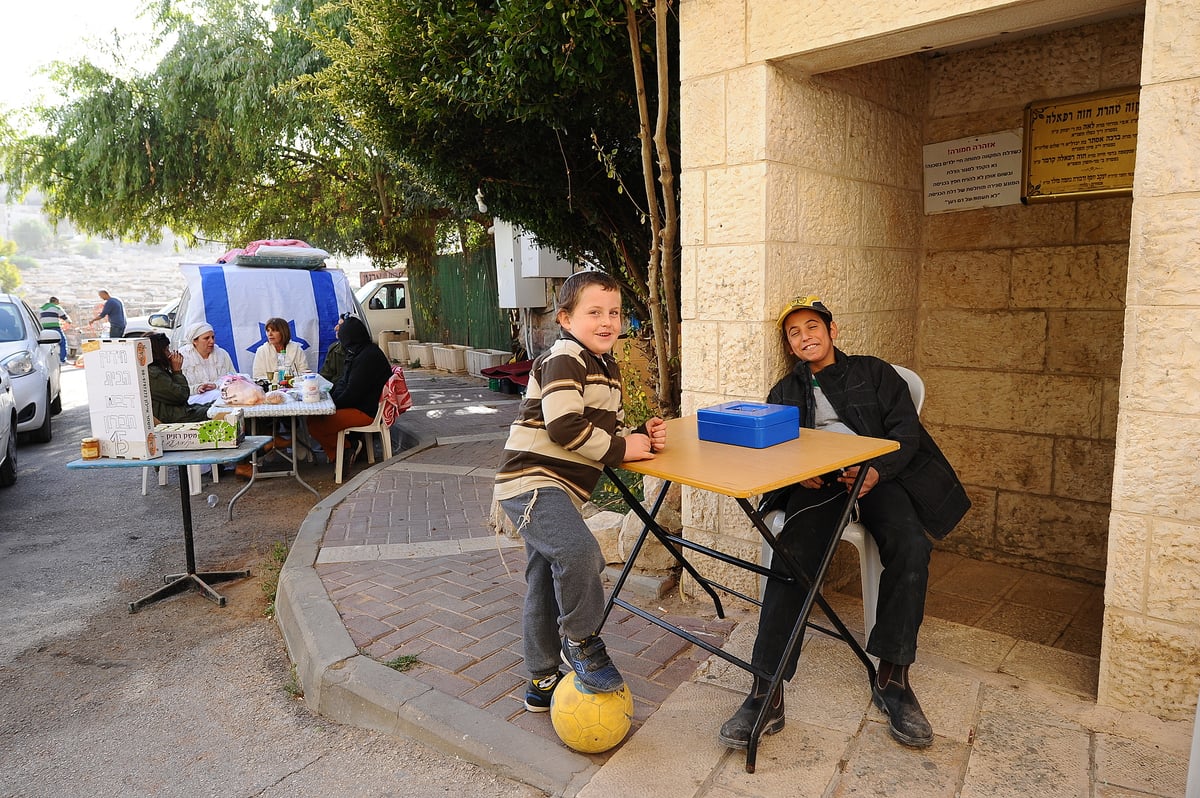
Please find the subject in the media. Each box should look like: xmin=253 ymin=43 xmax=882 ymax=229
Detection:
xmin=81 ymin=437 xmax=101 ymax=460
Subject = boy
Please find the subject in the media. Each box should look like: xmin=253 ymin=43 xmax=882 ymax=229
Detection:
xmin=495 ymin=271 xmax=667 ymax=712
xmin=717 ymin=295 xmax=969 ymax=749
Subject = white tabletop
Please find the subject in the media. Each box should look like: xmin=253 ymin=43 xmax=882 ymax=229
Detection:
xmin=209 ymin=395 xmax=337 ymax=417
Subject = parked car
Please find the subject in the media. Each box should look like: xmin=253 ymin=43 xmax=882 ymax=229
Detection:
xmin=0 ymin=369 xmax=16 ymax=486
xmin=148 ymin=263 xmax=366 ymax=375
xmin=355 ymin=278 xmax=413 ymax=339
xmin=124 ymin=297 xmax=181 ymax=338
xmin=0 ymin=293 xmax=63 ymax=443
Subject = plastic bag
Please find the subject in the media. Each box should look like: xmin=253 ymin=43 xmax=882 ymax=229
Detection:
xmin=218 ymin=374 xmax=266 ymax=405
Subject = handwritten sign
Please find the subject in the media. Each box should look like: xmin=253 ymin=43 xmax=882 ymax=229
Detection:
xmin=1022 ymin=88 xmax=1138 ymax=202
xmin=923 ymin=130 xmax=1023 ymax=215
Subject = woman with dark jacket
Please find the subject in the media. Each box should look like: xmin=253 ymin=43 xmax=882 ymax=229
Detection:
xmin=147 ymin=332 xmax=212 ymax=423
xmin=306 ymin=316 xmax=392 ymax=464
xmin=718 ymin=296 xmax=970 ymax=753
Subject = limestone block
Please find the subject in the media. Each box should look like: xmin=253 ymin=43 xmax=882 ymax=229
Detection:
xmin=929 ymin=26 xmax=1101 ymax=117
xmin=1099 ymin=14 xmax=1145 ymax=85
xmin=681 ymin=246 xmax=698 ymax=319
xmin=847 ymin=251 xmax=918 ymax=318
xmin=860 ymin=183 xmax=922 ymax=250
xmin=1098 ymin=610 xmax=1200 ymax=720
xmin=586 ymin=510 xmax=626 ymax=565
xmin=1127 ymin=196 xmax=1200 ymax=305
xmin=678 ymin=525 xmax=761 ymax=599
xmin=994 ymin=492 xmax=1110 ymax=572
xmin=925 ymin=107 xmax=1023 ymax=145
xmin=1132 ymin=80 xmax=1200 ymax=198
xmin=1141 ymin=0 xmax=1198 ymax=83
xmin=846 ymin=97 xmax=922 ymax=188
xmin=926 ymin=202 xmax=1074 ymax=250
xmin=679 ymin=0 xmax=748 ymax=79
xmin=946 ymin=485 xmax=997 ymax=552
xmin=618 ymin=506 xmax=682 ymax=573
xmin=1046 ymin=310 xmax=1126 ymax=377
xmin=719 ymin=322 xmax=770 ymax=397
xmin=1104 ymin=510 xmax=1150 ymax=614
xmin=920 ymin=309 xmax=1046 ymax=371
xmin=766 ymin=243 xmax=852 ymax=304
xmin=694 ymin=245 xmax=765 ymax=320
xmin=1100 ymin=377 xmax=1119 ymax=441
xmin=1110 ymin=411 xmax=1200 ymax=521
xmin=1053 ymin=437 xmax=1116 ymax=505
xmin=920 ymin=250 xmax=1011 ymax=310
xmin=797 ymin=170 xmax=862 ymax=248
xmin=934 ymin=426 xmax=1053 ymax=493
xmin=681 ymin=171 xmax=705 ymax=249
xmin=1118 ymin=307 xmax=1200 ymax=412
xmin=1076 ymin=198 xmax=1133 ymax=245
xmin=706 ymin=163 xmax=767 ymax=244
xmin=681 ymin=321 xmax=722 ymax=394
xmin=1011 ymin=244 xmax=1129 ymax=309
xmin=765 ymin=164 xmax=799 ymax=242
xmin=1146 ymin=519 xmax=1200 ymax=624
xmin=725 ymin=67 xmax=768 ymax=164
xmin=682 ymin=483 xmax=720 ymax=534
xmin=767 ymin=70 xmax=847 ymax=171
xmin=919 ymin=368 xmax=1101 ymax=438
xmin=812 ymin=56 xmax=925 ymax=116
xmin=681 ymin=75 xmax=727 ymax=169
xmin=847 ymin=312 xmax=915 ymax=366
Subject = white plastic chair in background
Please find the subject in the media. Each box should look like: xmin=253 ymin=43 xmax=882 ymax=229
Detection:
xmin=334 ymin=400 xmax=391 ymax=484
xmin=761 ymin=364 xmax=925 ymax=646
xmin=141 ymin=463 xmax=217 ymax=497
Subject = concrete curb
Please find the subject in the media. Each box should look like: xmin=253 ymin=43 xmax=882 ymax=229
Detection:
xmin=275 ymin=437 xmax=599 ymax=796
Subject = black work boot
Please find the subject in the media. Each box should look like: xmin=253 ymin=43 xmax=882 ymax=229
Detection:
xmin=718 ymin=677 xmax=785 ymax=749
xmin=871 ymin=661 xmax=933 ymax=748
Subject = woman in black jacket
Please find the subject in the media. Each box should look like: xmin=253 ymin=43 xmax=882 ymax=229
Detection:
xmin=718 ymin=296 xmax=970 ymax=753
xmin=306 ymin=316 xmax=392 ymax=465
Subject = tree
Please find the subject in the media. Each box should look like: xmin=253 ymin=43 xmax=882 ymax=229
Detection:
xmin=0 ymin=0 xmax=459 ymax=269
xmin=0 ymin=239 xmax=21 ymax=292
xmin=308 ymin=0 xmax=681 ymax=410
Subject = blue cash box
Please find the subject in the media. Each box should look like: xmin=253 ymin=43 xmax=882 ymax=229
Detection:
xmin=696 ymin=402 xmax=800 ymax=448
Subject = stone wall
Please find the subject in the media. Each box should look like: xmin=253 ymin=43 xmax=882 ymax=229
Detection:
xmin=918 ymin=18 xmax=1143 ymax=584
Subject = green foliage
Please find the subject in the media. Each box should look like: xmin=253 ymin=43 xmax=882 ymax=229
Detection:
xmin=383 ymin=654 xmax=420 ymax=672
xmin=76 ymin=240 xmax=102 ymax=259
xmin=591 ymin=467 xmax=643 ymax=513
xmin=10 ymin=218 xmax=49 ymax=253
xmin=260 ymin=539 xmax=290 ymax=618
xmin=0 ymin=260 xmax=20 ymax=292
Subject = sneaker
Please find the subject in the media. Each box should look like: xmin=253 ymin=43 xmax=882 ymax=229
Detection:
xmin=561 ymin=636 xmax=624 ymax=693
xmin=524 ymin=671 xmax=564 ymax=712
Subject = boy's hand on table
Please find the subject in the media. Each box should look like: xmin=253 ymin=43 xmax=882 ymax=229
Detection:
xmin=644 ymin=417 xmax=667 ymax=452
xmin=622 ymin=432 xmax=656 ymax=462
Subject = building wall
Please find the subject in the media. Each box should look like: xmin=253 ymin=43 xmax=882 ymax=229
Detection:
xmin=680 ymin=0 xmax=1200 ymax=719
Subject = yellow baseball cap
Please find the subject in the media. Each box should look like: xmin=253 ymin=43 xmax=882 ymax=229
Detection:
xmin=776 ymin=295 xmax=833 ymax=328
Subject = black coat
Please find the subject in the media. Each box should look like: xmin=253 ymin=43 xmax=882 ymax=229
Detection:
xmin=766 ymin=349 xmax=970 ymax=539
xmin=331 ymin=317 xmax=391 ymax=418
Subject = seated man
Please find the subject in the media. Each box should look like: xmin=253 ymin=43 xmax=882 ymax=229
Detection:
xmin=718 ymin=295 xmax=970 ymax=750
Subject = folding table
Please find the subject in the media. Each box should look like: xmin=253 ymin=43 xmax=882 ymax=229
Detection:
xmin=66 ymin=436 xmax=272 ymax=613
xmin=600 ymin=416 xmax=899 ymax=772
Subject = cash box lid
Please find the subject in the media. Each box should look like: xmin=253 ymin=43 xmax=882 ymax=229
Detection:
xmin=696 ymin=402 xmax=799 ymax=428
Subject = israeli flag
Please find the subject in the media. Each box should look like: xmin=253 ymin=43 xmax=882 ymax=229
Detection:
xmin=179 ymin=263 xmax=358 ymax=375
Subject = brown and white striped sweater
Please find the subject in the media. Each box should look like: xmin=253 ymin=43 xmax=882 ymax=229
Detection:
xmin=494 ymin=334 xmax=640 ymax=505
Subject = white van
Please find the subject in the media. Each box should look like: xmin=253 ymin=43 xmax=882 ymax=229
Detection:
xmin=355 ymin=277 xmax=413 ymax=339
xmin=149 ymin=263 xmax=366 ymax=375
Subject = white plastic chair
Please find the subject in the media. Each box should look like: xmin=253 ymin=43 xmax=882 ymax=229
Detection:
xmin=761 ymin=364 xmax=925 ymax=645
xmin=334 ymin=400 xmax=392 ymax=484
xmin=141 ymin=463 xmax=217 ymax=497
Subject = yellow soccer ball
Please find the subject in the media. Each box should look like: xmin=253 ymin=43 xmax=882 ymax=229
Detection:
xmin=549 ymin=673 xmax=634 ymax=754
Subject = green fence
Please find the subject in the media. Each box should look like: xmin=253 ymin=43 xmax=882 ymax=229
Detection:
xmin=409 ymin=248 xmax=512 ymax=352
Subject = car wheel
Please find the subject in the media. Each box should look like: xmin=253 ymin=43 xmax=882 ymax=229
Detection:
xmin=51 ymin=390 xmax=63 ymax=415
xmin=31 ymin=388 xmax=53 ymax=444
xmin=0 ymin=421 xmax=15 ymax=487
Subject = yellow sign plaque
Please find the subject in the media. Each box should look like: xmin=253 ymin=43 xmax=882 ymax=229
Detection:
xmin=1022 ymin=88 xmax=1139 ymax=203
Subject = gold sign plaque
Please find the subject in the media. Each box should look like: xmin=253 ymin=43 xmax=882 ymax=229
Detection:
xmin=1022 ymin=88 xmax=1139 ymax=203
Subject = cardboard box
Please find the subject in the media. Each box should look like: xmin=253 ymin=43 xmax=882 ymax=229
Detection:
xmin=697 ymin=402 xmax=799 ymax=448
xmin=82 ymin=338 xmax=161 ymax=460
xmin=155 ymin=410 xmax=245 ymax=451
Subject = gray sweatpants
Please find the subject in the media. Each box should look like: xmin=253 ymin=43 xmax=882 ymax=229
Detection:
xmin=501 ymin=488 xmax=606 ymax=678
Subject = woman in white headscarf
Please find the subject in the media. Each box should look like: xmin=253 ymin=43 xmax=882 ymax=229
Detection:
xmin=180 ymin=322 xmax=236 ymax=393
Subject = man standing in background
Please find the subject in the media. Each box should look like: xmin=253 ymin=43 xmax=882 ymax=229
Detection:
xmin=90 ymin=290 xmax=126 ymax=339
xmin=39 ymin=296 xmax=71 ymax=363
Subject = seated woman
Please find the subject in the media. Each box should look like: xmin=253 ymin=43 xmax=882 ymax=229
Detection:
xmin=147 ymin=333 xmax=212 ymax=423
xmin=252 ymin=317 xmax=308 ymax=381
xmin=180 ymin=322 xmax=235 ymax=393
xmin=307 ymin=316 xmax=392 ymax=466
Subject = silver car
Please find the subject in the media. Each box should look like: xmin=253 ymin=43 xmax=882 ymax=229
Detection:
xmin=0 ymin=293 xmax=63 ymax=443
xmin=0 ymin=369 xmax=16 ymax=486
